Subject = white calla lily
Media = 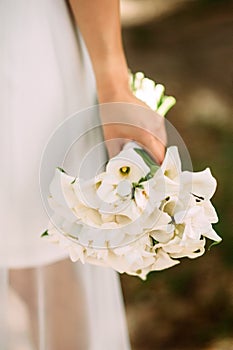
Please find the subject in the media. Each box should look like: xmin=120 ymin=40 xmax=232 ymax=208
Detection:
xmin=106 ymin=147 xmax=150 ymax=182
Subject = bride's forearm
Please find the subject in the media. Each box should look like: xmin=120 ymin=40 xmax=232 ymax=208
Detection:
xmin=69 ymin=0 xmax=166 ymax=163
xmin=68 ymin=0 xmax=130 ymax=100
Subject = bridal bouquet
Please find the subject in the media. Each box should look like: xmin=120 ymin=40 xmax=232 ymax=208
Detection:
xmin=42 ymin=73 xmax=221 ymax=280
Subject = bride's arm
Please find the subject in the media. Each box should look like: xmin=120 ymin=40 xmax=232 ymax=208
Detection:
xmin=69 ymin=0 xmax=129 ymax=101
xmin=69 ymin=0 xmax=166 ymax=163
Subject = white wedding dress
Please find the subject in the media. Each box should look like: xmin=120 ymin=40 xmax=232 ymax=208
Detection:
xmin=0 ymin=0 xmax=131 ymax=349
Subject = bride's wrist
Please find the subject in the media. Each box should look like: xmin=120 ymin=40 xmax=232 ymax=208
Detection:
xmin=97 ymin=82 xmax=131 ymax=103
xmin=94 ymin=58 xmax=131 ymax=103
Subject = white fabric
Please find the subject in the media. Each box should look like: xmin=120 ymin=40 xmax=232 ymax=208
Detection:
xmin=0 ymin=1 xmax=131 ymax=349
xmin=0 ymin=0 xmax=96 ymax=267
xmin=79 ymin=264 xmax=131 ymax=350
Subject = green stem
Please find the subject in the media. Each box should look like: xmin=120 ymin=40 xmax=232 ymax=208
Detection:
xmin=157 ymin=96 xmax=176 ymax=117
xmin=134 ymin=148 xmax=159 ymax=176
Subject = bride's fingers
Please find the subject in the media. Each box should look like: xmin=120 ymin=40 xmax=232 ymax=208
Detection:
xmin=142 ymin=126 xmax=167 ymax=164
xmin=105 ymin=136 xmax=165 ymax=164
xmin=102 ymin=123 xmax=166 ymax=163
xmin=141 ymin=135 xmax=165 ymax=165
xmin=123 ymin=124 xmax=166 ymax=164
xmin=105 ymin=140 xmax=123 ymax=158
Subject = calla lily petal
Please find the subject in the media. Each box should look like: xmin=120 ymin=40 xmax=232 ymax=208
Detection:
xmin=161 ymin=146 xmax=182 ymax=181
xmin=152 ymin=248 xmax=179 ymax=270
xmin=181 ymin=168 xmax=217 ymax=200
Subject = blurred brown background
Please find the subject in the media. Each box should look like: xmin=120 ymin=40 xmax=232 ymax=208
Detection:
xmin=120 ymin=0 xmax=233 ymax=349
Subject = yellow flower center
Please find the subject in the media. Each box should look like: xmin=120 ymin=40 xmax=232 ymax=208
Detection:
xmin=120 ymin=166 xmax=130 ymax=175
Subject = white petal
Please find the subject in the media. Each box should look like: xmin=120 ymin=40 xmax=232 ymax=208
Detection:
xmin=158 ymin=236 xmax=183 ymax=254
xmin=95 ymin=172 xmax=119 ymax=185
xmin=203 ymin=227 xmax=222 ymax=242
xmin=149 ymin=209 xmax=173 ymax=231
xmin=73 ymin=205 xmax=102 ymax=227
xmin=68 ymin=245 xmax=85 ymax=263
xmin=106 ymin=148 xmax=150 ymax=182
xmin=182 ymin=221 xmax=201 ymax=240
xmin=115 ymin=214 xmax=132 ymax=226
xmin=101 ymin=213 xmax=116 ymax=223
xmin=117 ymin=200 xmax=140 ymax=221
xmin=153 ymin=168 xmax=180 ymax=200
xmin=150 ymin=228 xmax=174 ymax=243
xmin=161 ymin=146 xmax=182 ymax=181
xmin=174 ymin=206 xmax=200 ymax=224
xmin=48 ymin=197 xmax=77 ymax=223
xmin=181 ymin=168 xmax=217 ymax=200
xmin=134 ymin=187 xmax=148 ymax=210
xmin=73 ymin=179 xmax=100 ymax=208
xmin=49 ymin=168 xmax=77 ymax=208
xmin=61 ymin=220 xmax=82 ymax=236
xmin=97 ymin=182 xmax=118 ymax=203
xmin=202 ymin=200 xmax=218 ymax=223
xmin=99 ymin=199 xmax=130 ymax=215
xmin=152 ymin=248 xmax=179 ymax=270
xmin=116 ymin=180 xmax=132 ymax=197
xmin=107 ymin=230 xmax=126 ymax=247
xmin=169 ymin=238 xmax=206 ymax=259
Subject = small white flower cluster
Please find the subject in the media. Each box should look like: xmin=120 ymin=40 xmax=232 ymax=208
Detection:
xmin=44 ymin=144 xmax=221 ymax=280
xmin=129 ymin=71 xmax=176 ymax=115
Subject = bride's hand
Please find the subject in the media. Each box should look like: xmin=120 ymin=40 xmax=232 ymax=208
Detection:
xmin=98 ymin=88 xmax=167 ymax=164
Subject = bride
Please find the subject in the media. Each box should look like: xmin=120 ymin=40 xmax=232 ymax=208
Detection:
xmin=0 ymin=0 xmax=165 ymax=349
